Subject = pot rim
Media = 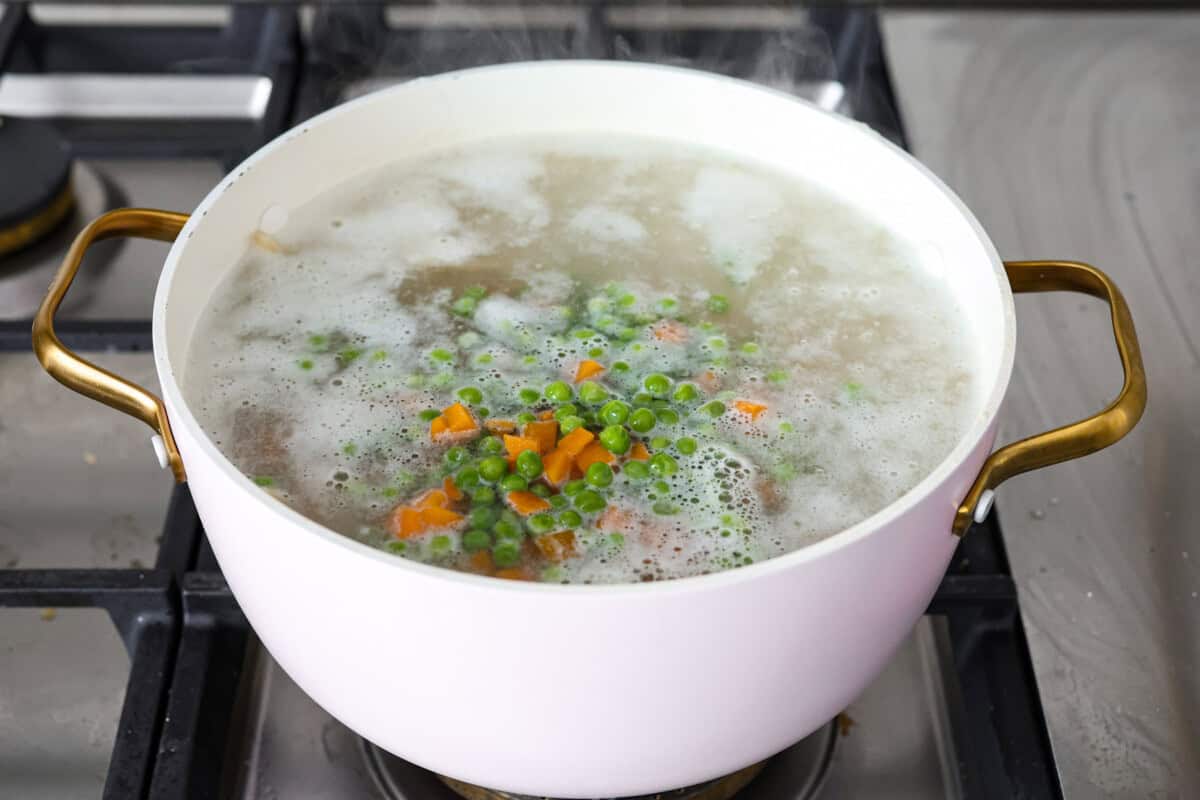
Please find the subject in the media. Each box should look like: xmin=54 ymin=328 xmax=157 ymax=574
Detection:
xmin=152 ymin=59 xmax=1016 ymax=596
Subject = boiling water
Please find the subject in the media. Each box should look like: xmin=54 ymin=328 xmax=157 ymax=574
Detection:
xmin=184 ymin=134 xmax=978 ymax=584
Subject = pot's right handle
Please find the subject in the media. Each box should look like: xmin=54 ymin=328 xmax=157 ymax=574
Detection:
xmin=953 ymin=260 xmax=1147 ymax=535
xmin=33 ymin=208 xmax=190 ymax=482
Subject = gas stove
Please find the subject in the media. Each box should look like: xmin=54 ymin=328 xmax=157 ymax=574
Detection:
xmin=0 ymin=5 xmax=1060 ymax=799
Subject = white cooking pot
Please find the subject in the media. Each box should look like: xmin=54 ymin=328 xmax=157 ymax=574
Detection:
xmin=33 ymin=62 xmax=1145 ymax=798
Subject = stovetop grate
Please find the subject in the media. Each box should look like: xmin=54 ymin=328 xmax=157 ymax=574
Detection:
xmin=0 ymin=4 xmax=1059 ymax=798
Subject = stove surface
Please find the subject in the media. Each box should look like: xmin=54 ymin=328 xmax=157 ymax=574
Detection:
xmin=0 ymin=5 xmax=1056 ymax=800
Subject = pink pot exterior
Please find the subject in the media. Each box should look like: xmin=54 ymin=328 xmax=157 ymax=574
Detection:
xmin=152 ymin=62 xmax=1014 ymax=797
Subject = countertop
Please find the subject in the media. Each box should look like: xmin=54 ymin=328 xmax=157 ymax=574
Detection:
xmin=883 ymin=10 xmax=1200 ymax=797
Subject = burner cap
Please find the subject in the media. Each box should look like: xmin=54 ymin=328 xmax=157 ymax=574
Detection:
xmin=0 ymin=117 xmax=75 ymax=257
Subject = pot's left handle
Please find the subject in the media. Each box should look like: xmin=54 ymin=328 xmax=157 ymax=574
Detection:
xmin=33 ymin=208 xmax=190 ymax=482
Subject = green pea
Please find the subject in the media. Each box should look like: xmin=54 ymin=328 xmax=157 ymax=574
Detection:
xmin=444 ymin=446 xmax=469 ymax=467
xmin=531 ymin=483 xmax=552 ymax=498
xmin=516 ymin=450 xmax=544 ymax=480
xmin=492 ymin=540 xmax=521 ymax=568
xmin=700 ymin=401 xmax=726 ymax=418
xmin=767 ymin=370 xmax=788 ymax=384
xmin=643 ymin=373 xmax=672 ymax=397
xmin=472 ymin=486 xmax=496 ymax=505
xmin=464 ymin=285 xmax=487 ymax=300
xmin=478 ymin=437 xmax=504 ymax=456
xmin=298 ymin=359 xmax=314 ymax=371
xmin=652 ymin=501 xmax=679 ymax=516
xmin=456 ymin=466 xmax=481 ymax=490
xmin=650 ymin=436 xmax=671 ymax=450
xmin=650 ymin=453 xmax=679 ymax=476
xmin=452 ymin=296 xmax=477 ymax=316
xmin=462 ymin=529 xmax=492 ymax=552
xmin=575 ymin=490 xmax=607 ymax=513
xmin=633 ymin=392 xmax=653 ymax=406
xmin=478 ymin=457 xmax=508 ymax=483
xmin=585 ymin=462 xmax=614 ymax=488
xmin=599 ymin=425 xmax=631 ymax=455
xmin=517 ymin=412 xmax=537 ymax=424
xmin=429 ymin=348 xmax=454 ymax=363
xmin=672 ymin=383 xmax=700 ymax=403
xmin=476 ymin=407 xmax=490 ymax=419
xmin=628 ymin=408 xmax=656 ymax=433
xmin=519 ymin=388 xmax=540 ymax=405
xmin=419 ymin=409 xmax=441 ymax=422
xmin=559 ymin=415 xmax=586 ymax=434
xmin=588 ymin=347 xmax=605 ymax=358
xmin=707 ymin=294 xmax=730 ymax=314
xmin=386 ymin=541 xmax=406 ymax=554
xmin=554 ymin=404 xmax=579 ymax=421
xmin=741 ymin=342 xmax=760 ymax=354
xmin=599 ymin=400 xmax=630 ymax=426
xmin=612 ymin=361 xmax=630 ymax=372
xmin=545 ymin=381 xmax=573 ymax=402
xmin=253 ymin=476 xmax=274 ymax=487
xmin=578 ymin=381 xmax=609 ymax=405
xmin=430 ymin=535 xmax=452 ymax=553
xmin=656 ymin=408 xmax=680 ymax=425
xmin=653 ymin=480 xmax=671 ymax=495
xmin=469 ymin=506 xmax=496 ymax=529
xmin=493 ymin=519 xmax=522 ymax=541
xmin=476 ymin=353 xmax=494 ymax=365
xmin=623 ymin=461 xmax=650 ymax=480
xmin=563 ymin=480 xmax=587 ymax=496
xmin=676 ymin=437 xmax=697 ymax=455
xmin=501 ymin=474 xmax=528 ymax=492
xmin=549 ymin=494 xmax=569 ymax=509
xmin=528 ymin=513 xmax=556 ymax=534
xmin=558 ymin=510 xmax=583 ymax=528
xmin=573 ymin=328 xmax=596 ymax=340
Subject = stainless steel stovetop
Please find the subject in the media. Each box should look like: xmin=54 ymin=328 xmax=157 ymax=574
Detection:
xmin=0 ymin=5 xmax=1053 ymax=799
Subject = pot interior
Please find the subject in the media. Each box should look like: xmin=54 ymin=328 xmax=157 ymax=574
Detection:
xmin=155 ymin=60 xmax=1013 ymax=476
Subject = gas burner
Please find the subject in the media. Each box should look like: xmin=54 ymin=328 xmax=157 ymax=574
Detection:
xmin=360 ymin=721 xmax=835 ymax=800
xmin=0 ymin=116 xmax=74 ymax=257
xmin=0 ymin=158 xmax=125 ymax=319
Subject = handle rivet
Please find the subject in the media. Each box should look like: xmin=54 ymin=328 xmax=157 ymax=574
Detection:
xmin=150 ymin=434 xmax=169 ymax=469
xmin=973 ymin=489 xmax=996 ymax=524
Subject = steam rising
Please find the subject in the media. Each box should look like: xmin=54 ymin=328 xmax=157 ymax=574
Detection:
xmin=306 ymin=3 xmax=898 ymax=137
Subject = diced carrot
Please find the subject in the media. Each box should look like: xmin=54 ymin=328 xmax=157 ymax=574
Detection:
xmin=430 ymin=416 xmax=449 ymax=440
xmin=420 ymin=505 xmax=464 ymax=529
xmin=414 ymin=488 xmax=448 ymax=509
xmin=393 ymin=507 xmax=425 ymax=539
xmin=506 ymin=491 xmax=552 ymax=516
xmin=538 ymin=409 xmax=555 ymax=421
xmin=523 ymin=420 xmax=558 ymax=454
xmin=503 ymin=434 xmax=541 ymax=460
xmin=543 ymin=448 xmax=572 ymax=487
xmin=596 ymin=506 xmax=633 ymax=532
xmin=535 ymin=530 xmax=578 ymax=562
xmin=628 ymin=441 xmax=651 ymax=461
xmin=484 ymin=419 xmax=517 ymax=434
xmin=696 ymin=370 xmax=721 ymax=392
xmin=441 ymin=402 xmax=478 ymax=433
xmin=575 ymin=440 xmax=615 ymax=472
xmin=495 ymin=567 xmax=536 ymax=582
xmin=652 ymin=320 xmax=688 ymax=343
xmin=734 ymin=400 xmax=768 ymax=420
xmin=574 ymin=359 xmax=605 ymax=383
xmin=557 ymin=427 xmax=594 ymax=457
xmin=570 ymin=462 xmax=584 ymax=480
xmin=443 ymin=476 xmax=463 ymax=502
xmin=468 ymin=550 xmax=494 ymax=574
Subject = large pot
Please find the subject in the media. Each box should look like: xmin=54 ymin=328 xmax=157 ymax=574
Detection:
xmin=33 ymin=62 xmax=1145 ymax=797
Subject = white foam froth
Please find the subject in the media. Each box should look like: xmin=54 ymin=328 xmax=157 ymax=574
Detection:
xmin=185 ymin=133 xmax=979 ymax=584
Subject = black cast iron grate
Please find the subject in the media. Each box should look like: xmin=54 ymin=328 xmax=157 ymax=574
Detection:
xmin=0 ymin=4 xmax=1060 ymax=798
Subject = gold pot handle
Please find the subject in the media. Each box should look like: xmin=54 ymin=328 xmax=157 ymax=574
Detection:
xmin=33 ymin=208 xmax=190 ymax=482
xmin=953 ymin=260 xmax=1147 ymax=535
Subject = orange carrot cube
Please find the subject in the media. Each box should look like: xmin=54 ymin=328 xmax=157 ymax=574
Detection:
xmin=523 ymin=420 xmax=558 ymax=454
xmin=575 ymin=441 xmax=615 ymax=473
xmin=573 ymin=359 xmax=605 ymax=383
xmin=557 ymin=427 xmax=594 ymax=457
xmin=506 ymin=491 xmax=552 ymax=516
